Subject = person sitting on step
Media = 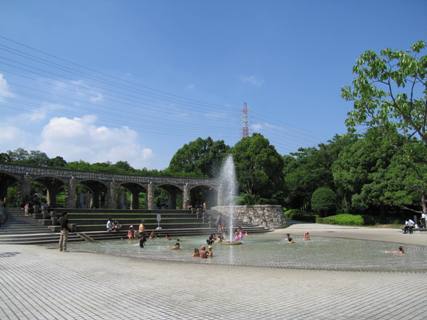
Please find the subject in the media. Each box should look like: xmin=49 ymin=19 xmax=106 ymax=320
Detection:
xmin=127 ymin=225 xmax=135 ymax=239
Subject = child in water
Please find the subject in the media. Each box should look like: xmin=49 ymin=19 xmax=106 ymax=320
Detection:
xmin=192 ymin=248 xmax=200 ymax=257
xmin=286 ymin=233 xmax=295 ymax=244
xmin=139 ymin=233 xmax=147 ymax=248
xmin=385 ymin=246 xmax=405 ymax=256
xmin=171 ymin=239 xmax=181 ymax=250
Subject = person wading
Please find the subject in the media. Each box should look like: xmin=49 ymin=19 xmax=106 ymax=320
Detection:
xmin=59 ymin=212 xmax=71 ymax=252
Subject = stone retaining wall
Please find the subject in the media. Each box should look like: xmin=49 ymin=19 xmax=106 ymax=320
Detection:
xmin=211 ymin=205 xmax=284 ymax=229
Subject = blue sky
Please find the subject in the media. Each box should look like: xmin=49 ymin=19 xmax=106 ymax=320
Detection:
xmin=0 ymin=0 xmax=426 ymax=169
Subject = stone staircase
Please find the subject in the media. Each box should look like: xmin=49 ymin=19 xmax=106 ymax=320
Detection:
xmin=0 ymin=208 xmax=80 ymax=245
xmin=0 ymin=208 xmax=270 ymax=245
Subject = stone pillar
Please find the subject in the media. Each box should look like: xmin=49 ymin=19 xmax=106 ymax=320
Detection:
xmin=131 ymin=190 xmax=140 ymax=210
xmin=20 ymin=174 xmax=32 ymax=203
xmin=46 ymin=188 xmax=57 ymax=207
xmin=168 ymin=189 xmax=177 ymax=209
xmin=78 ymin=193 xmax=85 ymax=208
xmin=144 ymin=192 xmax=148 ymax=209
xmin=92 ymin=190 xmax=100 ymax=208
xmin=107 ymin=181 xmax=119 ymax=209
xmin=147 ymin=182 xmax=154 ymax=210
xmin=66 ymin=177 xmax=77 ymax=208
xmin=119 ymin=191 xmax=126 ymax=209
xmin=183 ymin=183 xmax=190 ymax=209
xmin=0 ymin=182 xmax=7 ymax=201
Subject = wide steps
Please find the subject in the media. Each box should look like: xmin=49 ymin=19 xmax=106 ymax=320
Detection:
xmin=0 ymin=232 xmax=81 ymax=245
xmin=67 ymin=213 xmax=199 ymax=219
xmin=67 ymin=218 xmax=201 ymax=225
xmin=49 ymin=222 xmax=211 ymax=232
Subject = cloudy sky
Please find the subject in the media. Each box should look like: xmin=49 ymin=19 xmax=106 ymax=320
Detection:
xmin=0 ymin=0 xmax=426 ymax=169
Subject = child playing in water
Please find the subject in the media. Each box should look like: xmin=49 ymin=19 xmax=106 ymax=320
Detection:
xmin=127 ymin=225 xmax=135 ymax=239
xmin=207 ymin=245 xmax=214 ymax=258
xmin=171 ymin=239 xmax=181 ymax=250
xmin=303 ymin=232 xmax=311 ymax=241
xmin=139 ymin=233 xmax=147 ymax=248
xmin=192 ymin=248 xmax=200 ymax=257
xmin=385 ymin=246 xmax=405 ymax=256
xmin=286 ymin=233 xmax=295 ymax=244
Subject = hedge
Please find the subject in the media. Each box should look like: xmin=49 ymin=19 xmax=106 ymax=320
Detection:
xmin=316 ymin=213 xmax=364 ymax=226
xmin=284 ymin=209 xmax=317 ymax=223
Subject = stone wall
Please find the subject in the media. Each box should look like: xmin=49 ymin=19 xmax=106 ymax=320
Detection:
xmin=211 ymin=205 xmax=284 ymax=229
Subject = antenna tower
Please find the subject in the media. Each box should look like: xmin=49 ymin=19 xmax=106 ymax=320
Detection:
xmin=242 ymin=102 xmax=249 ymax=138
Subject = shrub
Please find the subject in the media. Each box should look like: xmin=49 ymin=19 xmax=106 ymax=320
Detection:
xmin=311 ymin=187 xmax=337 ymax=216
xmin=316 ymin=213 xmax=364 ymax=226
xmin=284 ymin=209 xmax=316 ymax=223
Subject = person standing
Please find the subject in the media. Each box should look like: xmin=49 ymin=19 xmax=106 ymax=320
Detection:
xmin=138 ymin=220 xmax=145 ymax=237
xmin=58 ymin=212 xmax=70 ymax=252
xmin=421 ymin=212 xmax=426 ymax=229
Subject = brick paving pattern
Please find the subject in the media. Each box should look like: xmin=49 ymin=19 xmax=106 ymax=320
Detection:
xmin=1 ymin=244 xmax=426 ymax=319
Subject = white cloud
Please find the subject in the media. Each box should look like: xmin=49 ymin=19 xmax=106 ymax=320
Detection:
xmin=240 ymin=75 xmax=264 ymax=87
xmin=50 ymin=79 xmax=104 ymax=104
xmin=251 ymin=123 xmax=263 ymax=132
xmin=27 ymin=103 xmax=64 ymax=122
xmin=0 ymin=73 xmax=14 ymax=101
xmin=0 ymin=125 xmax=31 ymax=150
xmin=3 ymin=102 xmax=64 ymax=124
xmin=251 ymin=122 xmax=283 ymax=132
xmin=38 ymin=115 xmax=153 ymax=168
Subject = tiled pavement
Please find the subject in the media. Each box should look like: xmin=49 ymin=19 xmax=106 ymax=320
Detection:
xmin=0 ymin=244 xmax=426 ymax=320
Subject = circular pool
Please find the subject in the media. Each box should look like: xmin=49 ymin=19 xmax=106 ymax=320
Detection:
xmin=67 ymin=233 xmax=427 ymax=272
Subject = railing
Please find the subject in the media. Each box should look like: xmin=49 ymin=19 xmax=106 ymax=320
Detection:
xmin=0 ymin=163 xmax=218 ymax=187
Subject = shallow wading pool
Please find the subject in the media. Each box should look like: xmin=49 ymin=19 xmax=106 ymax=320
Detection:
xmin=67 ymin=233 xmax=427 ymax=272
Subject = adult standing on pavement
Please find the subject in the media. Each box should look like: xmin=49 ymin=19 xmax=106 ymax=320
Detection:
xmin=421 ymin=212 xmax=426 ymax=229
xmin=59 ymin=212 xmax=70 ymax=252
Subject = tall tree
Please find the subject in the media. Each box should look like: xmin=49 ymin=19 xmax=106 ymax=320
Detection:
xmin=232 ymin=133 xmax=284 ymax=202
xmin=168 ymin=137 xmax=230 ymax=178
xmin=342 ymin=40 xmax=427 ymax=145
xmin=342 ymin=41 xmax=427 ymax=213
xmin=283 ymin=134 xmax=355 ymax=210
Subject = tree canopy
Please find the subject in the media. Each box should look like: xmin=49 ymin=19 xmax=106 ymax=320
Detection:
xmin=168 ymin=137 xmax=230 ymax=178
xmin=232 ymin=133 xmax=284 ymax=203
xmin=342 ymin=40 xmax=427 ymax=145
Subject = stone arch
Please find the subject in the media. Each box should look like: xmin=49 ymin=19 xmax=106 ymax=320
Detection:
xmin=32 ymin=176 xmax=66 ymax=207
xmin=0 ymin=172 xmax=20 ymax=206
xmin=78 ymin=180 xmax=108 ymax=208
xmin=156 ymin=184 xmax=183 ymax=210
xmin=119 ymin=182 xmax=147 ymax=209
xmin=189 ymin=185 xmax=218 ymax=209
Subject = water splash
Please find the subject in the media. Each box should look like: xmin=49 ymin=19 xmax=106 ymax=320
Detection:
xmin=217 ymin=155 xmax=237 ymax=242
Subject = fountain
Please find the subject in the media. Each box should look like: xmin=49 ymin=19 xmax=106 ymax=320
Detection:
xmin=217 ymin=155 xmax=242 ymax=245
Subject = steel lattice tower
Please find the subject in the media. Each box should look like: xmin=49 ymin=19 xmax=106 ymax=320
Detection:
xmin=242 ymin=102 xmax=249 ymax=138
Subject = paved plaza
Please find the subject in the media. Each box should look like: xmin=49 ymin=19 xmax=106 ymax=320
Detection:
xmin=1 ymin=226 xmax=427 ymax=320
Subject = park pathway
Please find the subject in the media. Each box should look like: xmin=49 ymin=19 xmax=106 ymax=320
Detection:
xmin=0 ymin=243 xmax=426 ymax=320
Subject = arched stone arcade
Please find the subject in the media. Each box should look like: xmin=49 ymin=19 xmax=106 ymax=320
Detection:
xmin=0 ymin=164 xmax=219 ymax=209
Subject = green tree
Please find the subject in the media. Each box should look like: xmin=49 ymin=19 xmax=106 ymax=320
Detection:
xmin=48 ymin=156 xmax=67 ymax=167
xmin=342 ymin=40 xmax=427 ymax=145
xmin=332 ymin=127 xmax=403 ymax=213
xmin=283 ymin=134 xmax=355 ymax=210
xmin=169 ymin=137 xmax=230 ymax=178
xmin=354 ymin=140 xmax=427 ymax=215
xmin=311 ymin=186 xmax=336 ymax=216
xmin=0 ymin=153 xmax=11 ymax=163
xmin=232 ymin=133 xmax=284 ymax=203
xmin=384 ymin=141 xmax=427 ymax=214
